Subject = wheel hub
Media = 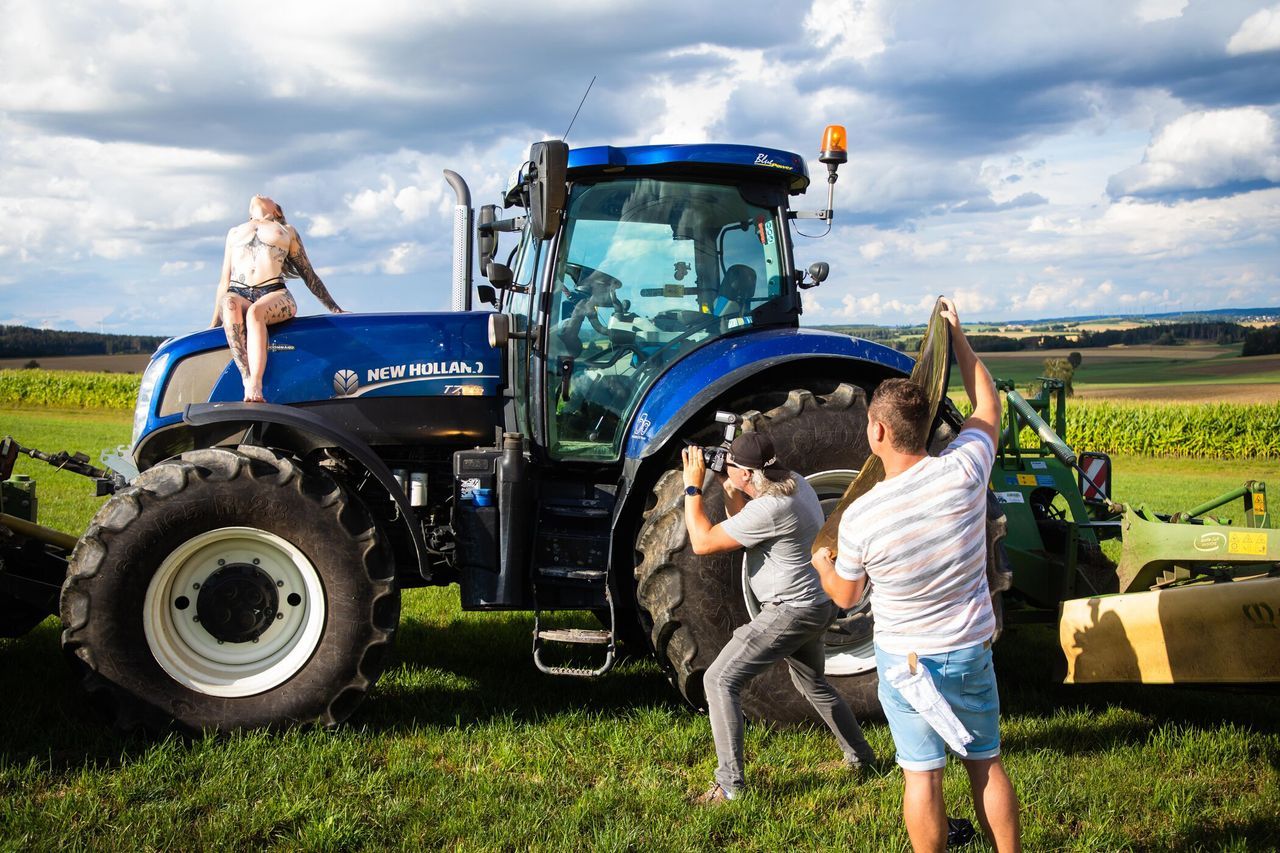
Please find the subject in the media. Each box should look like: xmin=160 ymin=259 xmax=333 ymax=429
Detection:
xmin=195 ymin=563 xmax=279 ymax=644
xmin=143 ymin=526 xmax=326 ymax=698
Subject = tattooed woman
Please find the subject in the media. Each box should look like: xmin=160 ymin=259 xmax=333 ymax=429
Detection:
xmin=209 ymin=195 xmax=344 ymax=402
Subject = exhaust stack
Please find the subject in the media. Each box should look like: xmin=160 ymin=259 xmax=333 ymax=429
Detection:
xmin=444 ymin=170 xmax=473 ymax=311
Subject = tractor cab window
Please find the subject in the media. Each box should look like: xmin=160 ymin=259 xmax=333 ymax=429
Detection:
xmin=545 ymin=178 xmax=787 ymax=461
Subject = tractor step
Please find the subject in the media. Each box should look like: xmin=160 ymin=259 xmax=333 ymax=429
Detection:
xmin=536 ymin=566 xmax=607 ymax=583
xmin=531 ymin=586 xmax=618 ymax=678
xmin=535 ymin=627 xmax=612 ymax=644
xmin=539 ymin=665 xmax=604 ymax=678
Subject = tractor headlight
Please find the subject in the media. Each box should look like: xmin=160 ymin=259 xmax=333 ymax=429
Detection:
xmin=132 ymin=352 xmax=170 ymax=448
xmin=157 ymin=348 xmax=232 ymax=417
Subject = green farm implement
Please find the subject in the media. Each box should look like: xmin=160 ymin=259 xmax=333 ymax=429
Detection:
xmin=991 ymin=378 xmax=1279 ymax=686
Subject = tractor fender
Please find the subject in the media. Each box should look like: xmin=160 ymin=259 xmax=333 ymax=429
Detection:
xmin=178 ymin=402 xmax=429 ymax=578
xmin=611 ymin=329 xmax=912 ymax=532
xmin=624 ymin=328 xmax=911 ymax=464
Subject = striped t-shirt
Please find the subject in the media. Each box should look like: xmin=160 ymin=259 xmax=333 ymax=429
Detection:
xmin=835 ymin=428 xmax=996 ymax=655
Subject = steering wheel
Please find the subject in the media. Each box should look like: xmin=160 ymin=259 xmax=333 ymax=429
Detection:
xmin=633 ymin=310 xmax=721 ymax=370
xmin=580 ymin=341 xmax=643 ymax=369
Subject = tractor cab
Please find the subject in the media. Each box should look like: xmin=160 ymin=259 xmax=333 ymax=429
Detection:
xmin=479 ymin=142 xmax=823 ymax=464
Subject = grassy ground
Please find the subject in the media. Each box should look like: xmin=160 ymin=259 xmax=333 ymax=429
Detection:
xmin=1 ymin=408 xmax=1278 ymax=849
xmin=0 ymin=407 xmax=134 ymax=533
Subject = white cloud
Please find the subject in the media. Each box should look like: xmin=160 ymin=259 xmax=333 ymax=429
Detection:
xmin=1108 ymin=107 xmax=1280 ymax=197
xmin=859 ymin=241 xmax=886 ymax=261
xmin=91 ymin=238 xmax=142 ymax=260
xmin=836 ymin=291 xmax=935 ymax=320
xmin=160 ymin=260 xmax=206 ymax=275
xmin=1227 ymin=4 xmax=1280 ymax=55
xmin=1134 ymin=0 xmax=1187 ymax=23
xmin=380 ymin=241 xmax=427 ymax=275
xmin=646 ymin=45 xmax=786 ymax=144
xmin=805 ymin=0 xmax=890 ymax=64
xmin=950 ymin=288 xmax=996 ymax=314
xmin=1008 ymin=278 xmax=1122 ymax=316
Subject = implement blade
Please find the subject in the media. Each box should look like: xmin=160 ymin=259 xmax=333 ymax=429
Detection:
xmin=813 ymin=297 xmax=952 ymax=555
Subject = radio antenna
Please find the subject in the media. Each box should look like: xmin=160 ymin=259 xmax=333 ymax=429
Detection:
xmin=561 ymin=75 xmax=596 ymax=142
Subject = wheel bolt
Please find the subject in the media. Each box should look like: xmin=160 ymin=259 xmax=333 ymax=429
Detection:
xmin=276 ymin=580 xmax=284 ymax=588
xmin=193 ymin=582 xmax=201 ymax=590
xmin=217 ymin=640 xmax=224 ymax=645
xmin=275 ymin=613 xmax=284 ymax=620
xmin=252 ymin=558 xmax=260 ymax=565
xmin=218 ymin=559 xmax=225 ymax=566
xmin=193 ymin=616 xmax=200 ymax=623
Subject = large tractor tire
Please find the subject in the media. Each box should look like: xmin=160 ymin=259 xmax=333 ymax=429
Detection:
xmin=60 ymin=446 xmax=399 ymax=733
xmin=635 ymin=384 xmax=883 ymax=723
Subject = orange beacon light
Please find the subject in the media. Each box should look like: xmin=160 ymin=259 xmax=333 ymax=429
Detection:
xmin=819 ymin=124 xmax=848 ymax=166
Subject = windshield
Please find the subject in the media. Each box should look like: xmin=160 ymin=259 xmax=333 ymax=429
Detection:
xmin=546 ymin=178 xmax=787 ymax=460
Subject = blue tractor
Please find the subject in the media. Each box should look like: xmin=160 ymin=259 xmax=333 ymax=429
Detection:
xmin=57 ymin=129 xmax=957 ymax=731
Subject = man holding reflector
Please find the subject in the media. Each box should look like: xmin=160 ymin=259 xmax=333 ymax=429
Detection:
xmin=812 ymin=297 xmax=1021 ymax=853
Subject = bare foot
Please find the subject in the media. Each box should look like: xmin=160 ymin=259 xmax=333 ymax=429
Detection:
xmin=244 ymin=383 xmax=266 ymax=403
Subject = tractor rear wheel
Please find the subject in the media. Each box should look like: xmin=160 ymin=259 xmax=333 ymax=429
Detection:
xmin=60 ymin=446 xmax=399 ymax=733
xmin=635 ymin=384 xmax=884 ymax=722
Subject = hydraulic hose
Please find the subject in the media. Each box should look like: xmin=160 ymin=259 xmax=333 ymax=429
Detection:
xmin=1003 ymin=388 xmax=1077 ymax=468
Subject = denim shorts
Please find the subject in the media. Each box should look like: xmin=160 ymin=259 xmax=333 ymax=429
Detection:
xmin=875 ymin=641 xmax=1001 ymax=771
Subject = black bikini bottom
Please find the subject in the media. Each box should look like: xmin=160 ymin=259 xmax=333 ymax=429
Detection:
xmin=229 ymin=281 xmax=288 ymax=303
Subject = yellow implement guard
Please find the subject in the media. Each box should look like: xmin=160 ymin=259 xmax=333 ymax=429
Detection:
xmin=1060 ymin=574 xmax=1280 ymax=684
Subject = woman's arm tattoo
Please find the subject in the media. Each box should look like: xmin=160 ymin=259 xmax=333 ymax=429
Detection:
xmin=289 ymin=247 xmax=342 ymax=312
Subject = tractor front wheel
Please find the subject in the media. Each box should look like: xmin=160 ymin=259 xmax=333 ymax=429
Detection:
xmin=60 ymin=446 xmax=399 ymax=732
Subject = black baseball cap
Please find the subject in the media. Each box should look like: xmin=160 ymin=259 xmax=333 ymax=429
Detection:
xmin=728 ymin=432 xmax=789 ymax=481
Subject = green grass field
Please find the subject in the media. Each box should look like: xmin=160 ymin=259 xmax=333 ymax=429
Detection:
xmin=949 ymin=348 xmax=1280 ymax=403
xmin=1 ymin=408 xmax=1278 ymax=849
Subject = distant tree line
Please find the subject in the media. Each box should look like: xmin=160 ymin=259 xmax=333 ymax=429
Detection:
xmin=965 ymin=321 xmax=1251 ymax=352
xmin=0 ymin=325 xmax=166 ymax=358
xmin=1242 ymin=324 xmax=1280 ymax=357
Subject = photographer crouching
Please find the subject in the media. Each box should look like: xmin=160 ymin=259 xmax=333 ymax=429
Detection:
xmin=681 ymin=432 xmax=877 ymax=804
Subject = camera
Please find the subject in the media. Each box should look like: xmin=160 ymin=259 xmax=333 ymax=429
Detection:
xmin=692 ymin=411 xmax=741 ymax=474
xmin=701 ymin=444 xmax=729 ymax=473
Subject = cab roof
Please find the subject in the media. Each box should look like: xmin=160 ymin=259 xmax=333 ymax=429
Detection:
xmin=567 ymin=143 xmax=811 ymax=193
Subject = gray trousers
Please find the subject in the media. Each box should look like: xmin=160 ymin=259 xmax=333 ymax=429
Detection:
xmin=705 ymin=599 xmax=875 ymax=794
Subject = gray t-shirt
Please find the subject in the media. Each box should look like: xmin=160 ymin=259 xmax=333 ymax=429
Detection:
xmin=720 ymin=474 xmax=830 ymax=606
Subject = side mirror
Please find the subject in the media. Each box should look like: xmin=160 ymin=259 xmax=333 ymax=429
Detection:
xmin=488 ymin=313 xmax=510 ymax=347
xmin=477 ymin=204 xmax=498 ymax=272
xmin=799 ymin=262 xmax=829 ymax=289
xmin=528 ymin=140 xmax=568 ymax=241
xmin=486 ymin=262 xmax=514 ymax=289
xmin=477 ymin=284 xmax=498 ymax=306
xmin=487 ymin=312 xmax=529 ymax=348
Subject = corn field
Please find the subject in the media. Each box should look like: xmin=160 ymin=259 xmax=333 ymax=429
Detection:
xmin=0 ymin=369 xmax=141 ymax=410
xmin=1060 ymin=401 xmax=1280 ymax=460
xmin=986 ymin=400 xmax=1280 ymax=460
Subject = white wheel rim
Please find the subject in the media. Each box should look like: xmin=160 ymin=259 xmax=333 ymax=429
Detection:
xmin=740 ymin=468 xmax=876 ymax=677
xmin=143 ymin=526 xmax=326 ymax=697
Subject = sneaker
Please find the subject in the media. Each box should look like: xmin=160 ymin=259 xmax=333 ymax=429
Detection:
xmin=692 ymin=783 xmax=736 ymax=805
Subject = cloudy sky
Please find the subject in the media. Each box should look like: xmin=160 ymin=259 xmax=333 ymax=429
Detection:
xmin=1 ymin=0 xmax=1278 ymax=334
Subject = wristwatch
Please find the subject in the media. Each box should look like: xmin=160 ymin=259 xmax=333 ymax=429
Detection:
xmin=685 ymin=485 xmax=702 ymax=497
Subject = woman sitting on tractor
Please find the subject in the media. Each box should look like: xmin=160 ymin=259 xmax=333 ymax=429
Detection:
xmin=209 ymin=195 xmax=344 ymax=402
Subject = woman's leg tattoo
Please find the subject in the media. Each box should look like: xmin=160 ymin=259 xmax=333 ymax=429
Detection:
xmin=222 ymin=300 xmax=251 ymax=381
xmin=230 ymin=324 xmax=250 ymax=379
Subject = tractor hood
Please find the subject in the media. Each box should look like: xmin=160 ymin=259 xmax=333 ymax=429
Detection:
xmin=135 ymin=312 xmax=501 ymax=446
